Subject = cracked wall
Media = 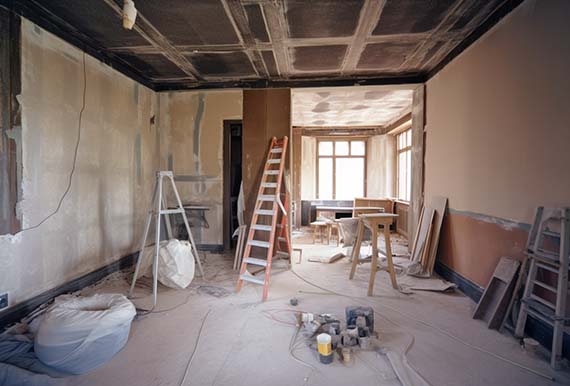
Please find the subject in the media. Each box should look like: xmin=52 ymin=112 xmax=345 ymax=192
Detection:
xmin=0 ymin=20 xmax=159 ymax=307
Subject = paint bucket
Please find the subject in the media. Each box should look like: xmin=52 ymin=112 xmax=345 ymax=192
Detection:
xmin=317 ymin=333 xmax=333 ymax=364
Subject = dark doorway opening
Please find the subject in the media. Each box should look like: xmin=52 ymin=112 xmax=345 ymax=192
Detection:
xmin=223 ymin=120 xmax=243 ymax=251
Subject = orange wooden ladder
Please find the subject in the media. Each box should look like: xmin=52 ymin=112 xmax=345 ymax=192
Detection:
xmin=236 ymin=137 xmax=291 ymax=301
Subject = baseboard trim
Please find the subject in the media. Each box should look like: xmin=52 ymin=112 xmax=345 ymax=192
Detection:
xmin=197 ymin=244 xmax=224 ymax=253
xmin=0 ymin=252 xmax=137 ymax=331
xmin=435 ymin=261 xmax=484 ymax=302
xmin=435 ymin=261 xmax=570 ymax=359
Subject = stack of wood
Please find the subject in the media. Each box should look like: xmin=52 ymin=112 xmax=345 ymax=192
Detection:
xmin=407 ymin=196 xmax=448 ymax=277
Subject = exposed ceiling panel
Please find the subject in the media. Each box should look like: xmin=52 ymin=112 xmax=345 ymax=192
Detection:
xmin=292 ymin=86 xmax=413 ymax=127
xmin=190 ymin=52 xmax=257 ymax=78
xmin=372 ymin=0 xmax=457 ymax=35
xmin=134 ymin=0 xmax=240 ymax=45
xmin=285 ymin=0 xmax=365 ymax=39
xmin=6 ymin=0 xmax=523 ymax=90
xmin=291 ymin=45 xmax=348 ymax=72
xmin=358 ymin=42 xmax=418 ymax=70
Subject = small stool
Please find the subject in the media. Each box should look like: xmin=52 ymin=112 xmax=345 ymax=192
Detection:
xmin=327 ymin=221 xmax=340 ymax=246
xmin=311 ymin=221 xmax=329 ymax=244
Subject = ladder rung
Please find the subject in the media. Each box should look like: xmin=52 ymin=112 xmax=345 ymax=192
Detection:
xmin=543 ymin=230 xmax=561 ymax=238
xmin=252 ymin=224 xmax=272 ymax=231
xmin=264 ymin=170 xmax=279 ymax=175
xmin=532 ymin=280 xmax=557 ymax=293
xmin=533 ymin=249 xmax=561 ymax=263
xmin=535 ymin=261 xmax=559 ymax=273
xmin=261 ymin=183 xmax=277 ymax=188
xmin=267 ymin=159 xmax=281 ymax=164
xmin=529 ymin=294 xmax=555 ymax=309
xmin=239 ymin=273 xmax=265 ymax=286
xmin=277 ymin=237 xmax=287 ymax=242
xmin=271 ymin=148 xmax=283 ymax=153
xmin=255 ymin=209 xmax=274 ymax=216
xmin=258 ymin=195 xmax=275 ymax=202
xmin=275 ymin=251 xmax=289 ymax=257
xmin=249 ymin=240 xmax=271 ymax=248
xmin=244 ymin=257 xmax=268 ymax=267
xmin=160 ymin=209 xmax=185 ymax=214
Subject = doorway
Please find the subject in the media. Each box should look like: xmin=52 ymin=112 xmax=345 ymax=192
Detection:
xmin=223 ymin=120 xmax=243 ymax=251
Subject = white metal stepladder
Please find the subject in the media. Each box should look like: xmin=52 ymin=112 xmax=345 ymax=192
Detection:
xmin=514 ymin=207 xmax=570 ymax=369
xmin=129 ymin=171 xmax=205 ymax=307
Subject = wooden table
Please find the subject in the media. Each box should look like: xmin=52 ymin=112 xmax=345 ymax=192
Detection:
xmin=349 ymin=213 xmax=399 ymax=296
xmin=315 ymin=206 xmax=384 ymax=219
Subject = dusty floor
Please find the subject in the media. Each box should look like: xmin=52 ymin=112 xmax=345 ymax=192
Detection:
xmin=61 ymin=230 xmax=570 ymax=386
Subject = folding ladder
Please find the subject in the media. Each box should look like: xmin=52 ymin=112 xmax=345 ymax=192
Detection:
xmin=236 ymin=137 xmax=291 ymax=301
xmin=129 ymin=171 xmax=205 ymax=307
xmin=514 ymin=207 xmax=570 ymax=369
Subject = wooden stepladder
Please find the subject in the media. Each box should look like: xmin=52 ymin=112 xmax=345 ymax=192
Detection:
xmin=514 ymin=207 xmax=570 ymax=369
xmin=236 ymin=137 xmax=291 ymax=301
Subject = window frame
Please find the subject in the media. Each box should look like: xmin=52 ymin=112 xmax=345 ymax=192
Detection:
xmin=316 ymin=137 xmax=367 ymax=200
xmin=396 ymin=129 xmax=412 ymax=202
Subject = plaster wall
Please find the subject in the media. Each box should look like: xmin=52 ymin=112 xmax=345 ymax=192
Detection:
xmin=157 ymin=90 xmax=242 ymax=246
xmin=0 ymin=20 xmax=159 ymax=306
xmin=300 ymin=136 xmax=316 ymax=200
xmin=425 ymin=0 xmax=570 ymax=286
xmin=367 ymin=135 xmax=396 ymax=198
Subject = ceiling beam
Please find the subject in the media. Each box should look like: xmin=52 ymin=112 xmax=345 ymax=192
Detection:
xmin=341 ymin=0 xmax=386 ymax=74
xmin=222 ymin=0 xmax=268 ymax=78
xmin=101 ymin=0 xmax=202 ymax=81
xmin=261 ymin=1 xmax=290 ymax=77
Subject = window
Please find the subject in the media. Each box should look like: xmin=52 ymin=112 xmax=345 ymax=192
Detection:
xmin=397 ymin=129 xmax=412 ymax=201
xmin=317 ymin=139 xmax=366 ymax=200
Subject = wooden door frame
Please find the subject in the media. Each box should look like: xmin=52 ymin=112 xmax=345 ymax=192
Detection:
xmin=223 ymin=120 xmax=242 ymax=251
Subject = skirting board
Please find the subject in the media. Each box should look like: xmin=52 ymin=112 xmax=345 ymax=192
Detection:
xmin=0 ymin=252 xmax=137 ymax=331
xmin=0 ymin=243 xmax=223 ymax=330
xmin=435 ymin=261 xmax=570 ymax=360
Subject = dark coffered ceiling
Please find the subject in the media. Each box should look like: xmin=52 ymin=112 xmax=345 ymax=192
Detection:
xmin=2 ymin=0 xmax=523 ymax=90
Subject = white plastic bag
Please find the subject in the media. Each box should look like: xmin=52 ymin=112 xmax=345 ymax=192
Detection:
xmin=138 ymin=239 xmax=196 ymax=289
xmin=34 ymin=294 xmax=136 ymax=374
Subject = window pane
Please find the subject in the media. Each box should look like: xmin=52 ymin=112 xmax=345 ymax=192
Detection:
xmin=398 ymin=152 xmax=407 ymax=201
xmin=351 ymin=141 xmax=365 ymax=155
xmin=406 ymin=150 xmax=412 ymax=201
xmin=319 ymin=141 xmax=333 ymax=156
xmin=397 ymin=133 xmax=402 ymax=149
xmin=335 ymin=158 xmax=364 ymax=200
xmin=335 ymin=141 xmax=349 ymax=155
xmin=406 ymin=130 xmax=412 ymax=147
xmin=318 ymin=158 xmax=333 ymax=199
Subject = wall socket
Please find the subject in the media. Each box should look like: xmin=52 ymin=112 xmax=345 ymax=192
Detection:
xmin=0 ymin=292 xmax=8 ymax=310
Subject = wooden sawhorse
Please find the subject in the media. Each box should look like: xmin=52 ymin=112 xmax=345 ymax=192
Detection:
xmin=349 ymin=213 xmax=399 ymax=296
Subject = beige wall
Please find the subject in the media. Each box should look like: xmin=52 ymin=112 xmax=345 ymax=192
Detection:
xmin=367 ymin=135 xmax=396 ymax=198
xmin=426 ymin=0 xmax=570 ymax=224
xmin=425 ymin=0 xmax=570 ymax=285
xmin=158 ymin=90 xmax=242 ymax=245
xmin=0 ymin=20 xmax=159 ymax=306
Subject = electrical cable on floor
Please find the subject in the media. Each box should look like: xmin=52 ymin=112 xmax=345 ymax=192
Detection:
xmin=17 ymin=51 xmax=87 ymax=234
xmin=179 ymin=308 xmax=212 ymax=386
xmin=290 ymin=269 xmax=555 ymax=382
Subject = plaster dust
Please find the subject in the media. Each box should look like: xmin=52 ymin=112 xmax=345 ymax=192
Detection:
xmin=64 ymin=250 xmax=568 ymax=386
xmin=158 ymin=90 xmax=242 ymax=246
xmin=0 ymin=20 xmax=158 ymax=306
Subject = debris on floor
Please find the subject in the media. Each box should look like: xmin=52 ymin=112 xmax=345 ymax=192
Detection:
xmin=308 ymin=252 xmax=345 ymax=264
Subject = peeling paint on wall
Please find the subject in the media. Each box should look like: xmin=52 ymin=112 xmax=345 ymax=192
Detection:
xmin=158 ymin=90 xmax=242 ymax=245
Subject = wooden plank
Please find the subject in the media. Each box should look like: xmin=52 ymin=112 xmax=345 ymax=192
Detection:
xmin=473 ymin=257 xmax=520 ymax=330
xmin=425 ymin=196 xmax=448 ymax=275
xmin=411 ymin=207 xmax=434 ymax=263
